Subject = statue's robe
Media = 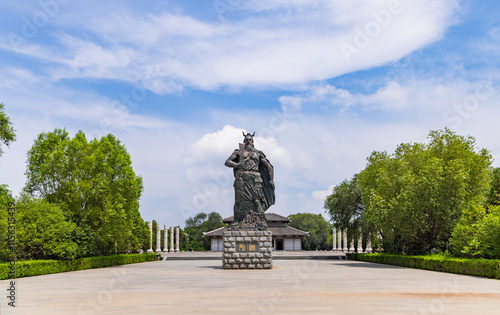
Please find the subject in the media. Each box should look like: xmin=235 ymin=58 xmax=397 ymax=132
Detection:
xmin=228 ymin=148 xmax=275 ymax=222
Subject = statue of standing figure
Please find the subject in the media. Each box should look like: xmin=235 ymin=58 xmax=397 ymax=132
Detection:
xmin=225 ymin=132 xmax=275 ymax=230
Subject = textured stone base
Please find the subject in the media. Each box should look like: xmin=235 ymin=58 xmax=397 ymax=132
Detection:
xmin=222 ymin=230 xmax=273 ymax=269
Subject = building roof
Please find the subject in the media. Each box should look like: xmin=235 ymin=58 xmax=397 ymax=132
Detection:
xmin=222 ymin=212 xmax=291 ymax=223
xmin=203 ymin=224 xmax=309 ymax=238
xmin=202 ymin=226 xmax=227 ymax=237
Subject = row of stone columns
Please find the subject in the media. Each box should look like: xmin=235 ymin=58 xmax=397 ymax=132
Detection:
xmin=146 ymin=221 xmax=180 ymax=253
xmin=332 ymin=227 xmax=372 ymax=253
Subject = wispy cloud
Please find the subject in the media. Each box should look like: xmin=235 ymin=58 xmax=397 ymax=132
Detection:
xmin=2 ymin=0 xmax=499 ymax=228
xmin=2 ymin=0 xmax=460 ymax=92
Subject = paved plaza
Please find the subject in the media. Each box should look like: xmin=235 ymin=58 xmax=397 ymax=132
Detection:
xmin=2 ymin=259 xmax=500 ymax=314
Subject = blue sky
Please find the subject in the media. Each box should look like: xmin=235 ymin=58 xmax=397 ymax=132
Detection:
xmin=1 ymin=0 xmax=499 ymax=227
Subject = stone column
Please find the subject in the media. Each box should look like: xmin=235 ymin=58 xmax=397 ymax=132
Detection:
xmin=377 ymin=230 xmax=383 ymax=252
xmin=332 ymin=227 xmax=337 ymax=251
xmin=147 ymin=221 xmax=153 ymax=253
xmin=349 ymin=229 xmax=355 ymax=252
xmin=340 ymin=229 xmax=343 ymax=251
xmin=175 ymin=227 xmax=180 ymax=252
xmin=358 ymin=227 xmax=363 ymax=252
xmin=366 ymin=231 xmax=372 ymax=253
xmin=163 ymin=225 xmax=169 ymax=254
xmin=170 ymin=226 xmax=174 ymax=252
xmin=342 ymin=229 xmax=349 ymax=252
xmin=156 ymin=224 xmax=161 ymax=253
xmin=339 ymin=229 xmax=345 ymax=252
xmin=337 ymin=229 xmax=341 ymax=251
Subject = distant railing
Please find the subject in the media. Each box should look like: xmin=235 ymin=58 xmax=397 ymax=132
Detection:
xmin=332 ymin=227 xmax=375 ymax=253
xmin=146 ymin=221 xmax=180 ymax=254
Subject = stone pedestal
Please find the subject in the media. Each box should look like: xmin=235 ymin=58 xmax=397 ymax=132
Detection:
xmin=222 ymin=230 xmax=272 ymax=269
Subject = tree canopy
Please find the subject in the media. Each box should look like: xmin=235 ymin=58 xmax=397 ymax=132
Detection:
xmin=0 ymin=185 xmax=14 ymax=261
xmin=288 ymin=212 xmax=330 ymax=250
xmin=15 ymin=195 xmax=79 ymax=260
xmin=324 ymin=175 xmax=363 ymax=231
xmin=486 ymin=167 xmax=500 ymax=207
xmin=182 ymin=211 xmax=226 ymax=251
xmin=23 ymin=128 xmax=148 ymax=257
xmin=357 ymin=128 xmax=491 ymax=254
xmin=449 ymin=203 xmax=500 ymax=259
xmin=0 ymin=103 xmax=16 ymax=158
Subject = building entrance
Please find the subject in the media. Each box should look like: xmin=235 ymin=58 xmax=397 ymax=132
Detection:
xmin=276 ymin=239 xmax=283 ymax=250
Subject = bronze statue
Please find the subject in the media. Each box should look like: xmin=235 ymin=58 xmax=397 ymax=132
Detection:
xmin=225 ymin=132 xmax=275 ymax=229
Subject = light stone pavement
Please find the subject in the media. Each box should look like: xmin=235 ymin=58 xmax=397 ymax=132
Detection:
xmin=1 ymin=259 xmax=500 ymax=315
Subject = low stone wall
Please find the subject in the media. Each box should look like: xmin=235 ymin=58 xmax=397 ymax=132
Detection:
xmin=222 ymin=230 xmax=273 ymax=269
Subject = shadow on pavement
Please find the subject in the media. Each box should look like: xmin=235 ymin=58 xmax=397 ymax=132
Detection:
xmin=333 ymin=262 xmax=404 ymax=269
xmin=197 ymin=265 xmax=222 ymax=270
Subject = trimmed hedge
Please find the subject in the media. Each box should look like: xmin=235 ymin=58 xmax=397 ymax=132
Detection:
xmin=0 ymin=253 xmax=157 ymax=279
xmin=351 ymin=253 xmax=500 ymax=279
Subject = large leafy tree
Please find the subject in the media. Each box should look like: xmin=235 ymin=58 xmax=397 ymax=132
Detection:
xmin=182 ymin=211 xmax=226 ymax=251
xmin=324 ymin=175 xmax=364 ymax=230
xmin=449 ymin=203 xmax=500 ymax=259
xmin=23 ymin=128 xmax=148 ymax=256
xmin=0 ymin=185 xmax=14 ymax=261
xmin=0 ymin=103 xmax=16 ymax=158
xmin=358 ymin=129 xmax=491 ymax=254
xmin=15 ymin=195 xmax=79 ymax=260
xmin=288 ymin=213 xmax=330 ymax=250
xmin=486 ymin=167 xmax=500 ymax=207
xmin=324 ymin=176 xmax=367 ymax=251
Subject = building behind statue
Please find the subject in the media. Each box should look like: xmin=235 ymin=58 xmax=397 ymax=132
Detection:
xmin=203 ymin=212 xmax=309 ymax=251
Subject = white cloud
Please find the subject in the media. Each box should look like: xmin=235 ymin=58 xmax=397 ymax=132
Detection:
xmin=3 ymin=72 xmax=500 ymax=227
xmin=1 ymin=0 xmax=459 ymax=92
xmin=183 ymin=125 xmax=291 ymax=181
xmin=185 ymin=125 xmax=243 ymax=165
xmin=3 ymin=0 xmax=499 ymax=229
xmin=255 ymin=136 xmax=292 ymax=167
xmin=312 ymin=184 xmax=336 ymax=203
xmin=279 ymin=72 xmax=500 ymax=118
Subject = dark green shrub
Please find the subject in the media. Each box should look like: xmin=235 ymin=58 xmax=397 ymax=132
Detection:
xmin=353 ymin=253 xmax=500 ymax=279
xmin=0 ymin=253 xmax=156 ymax=279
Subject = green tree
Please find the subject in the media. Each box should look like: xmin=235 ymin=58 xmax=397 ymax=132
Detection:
xmin=358 ymin=129 xmax=491 ymax=254
xmin=185 ymin=212 xmax=208 ymax=229
xmin=182 ymin=212 xmax=226 ymax=251
xmin=23 ymin=128 xmax=148 ymax=257
xmin=0 ymin=185 xmax=14 ymax=261
xmin=288 ymin=213 xmax=330 ymax=250
xmin=324 ymin=176 xmax=371 ymax=251
xmin=324 ymin=175 xmax=364 ymax=237
xmin=486 ymin=167 xmax=500 ymax=206
xmin=15 ymin=195 xmax=79 ymax=260
xmin=449 ymin=204 xmax=500 ymax=259
xmin=0 ymin=103 xmax=16 ymax=158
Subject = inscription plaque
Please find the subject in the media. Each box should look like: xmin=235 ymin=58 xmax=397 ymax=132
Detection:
xmin=236 ymin=242 xmax=260 ymax=252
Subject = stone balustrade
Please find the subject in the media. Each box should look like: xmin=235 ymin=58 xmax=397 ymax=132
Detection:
xmin=146 ymin=221 xmax=181 ymax=254
xmin=332 ymin=227 xmax=373 ymax=253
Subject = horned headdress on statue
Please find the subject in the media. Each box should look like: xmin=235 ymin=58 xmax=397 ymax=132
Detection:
xmin=242 ymin=131 xmax=255 ymax=146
